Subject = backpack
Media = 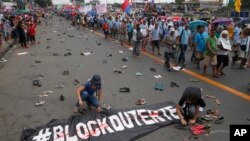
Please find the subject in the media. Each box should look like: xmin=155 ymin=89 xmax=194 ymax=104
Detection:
xmin=136 ymin=30 xmax=143 ymax=41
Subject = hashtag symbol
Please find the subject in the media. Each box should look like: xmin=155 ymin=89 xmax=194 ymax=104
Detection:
xmin=32 ymin=128 xmax=52 ymax=141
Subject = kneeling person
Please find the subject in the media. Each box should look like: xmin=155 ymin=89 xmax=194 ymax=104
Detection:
xmin=75 ymin=75 xmax=103 ymax=112
xmin=176 ymin=87 xmax=206 ymax=126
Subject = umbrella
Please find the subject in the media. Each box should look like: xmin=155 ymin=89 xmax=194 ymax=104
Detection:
xmin=189 ymin=20 xmax=208 ymax=31
xmin=212 ymin=18 xmax=232 ymax=25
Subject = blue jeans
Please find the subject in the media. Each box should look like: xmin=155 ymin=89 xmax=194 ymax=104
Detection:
xmin=76 ymin=91 xmax=100 ymax=108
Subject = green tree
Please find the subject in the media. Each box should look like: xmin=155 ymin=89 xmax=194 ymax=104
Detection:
xmin=175 ymin=0 xmax=183 ymax=5
xmin=34 ymin=0 xmax=52 ymax=8
xmin=241 ymin=0 xmax=250 ymax=9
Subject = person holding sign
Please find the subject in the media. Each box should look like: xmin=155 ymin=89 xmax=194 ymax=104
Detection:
xmin=216 ymin=30 xmax=231 ymax=76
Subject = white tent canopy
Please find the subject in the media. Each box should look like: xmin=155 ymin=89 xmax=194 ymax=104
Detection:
xmin=52 ymin=0 xmax=72 ymax=5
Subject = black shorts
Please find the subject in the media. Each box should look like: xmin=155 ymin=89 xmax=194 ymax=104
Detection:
xmin=30 ymin=35 xmax=36 ymax=42
xmin=217 ymin=55 xmax=229 ymax=67
xmin=152 ymin=40 xmax=159 ymax=48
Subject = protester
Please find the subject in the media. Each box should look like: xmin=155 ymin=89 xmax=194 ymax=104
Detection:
xmin=16 ymin=21 xmax=28 ymax=48
xmin=217 ymin=30 xmax=231 ymax=76
xmin=102 ymin=20 xmax=109 ymax=39
xmin=237 ymin=29 xmax=250 ymax=69
xmin=194 ymin=25 xmax=209 ymax=69
xmin=176 ymin=87 xmax=206 ymax=126
xmin=75 ymin=75 xmax=103 ymax=113
xmin=163 ymin=28 xmax=176 ymax=71
xmin=178 ymin=24 xmax=191 ymax=66
xmin=140 ymin=20 xmax=148 ymax=52
xmin=119 ymin=20 xmax=127 ymax=45
xmin=127 ymin=19 xmax=133 ymax=44
xmin=203 ymin=29 xmax=219 ymax=77
xmin=151 ymin=23 xmax=161 ymax=55
xmin=132 ymin=24 xmax=142 ymax=56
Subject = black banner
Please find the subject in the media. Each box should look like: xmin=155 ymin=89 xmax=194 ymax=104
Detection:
xmin=21 ymin=101 xmax=179 ymax=141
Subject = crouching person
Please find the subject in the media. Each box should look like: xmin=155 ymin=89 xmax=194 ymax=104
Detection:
xmin=75 ymin=75 xmax=103 ymax=113
xmin=176 ymin=87 xmax=206 ymax=126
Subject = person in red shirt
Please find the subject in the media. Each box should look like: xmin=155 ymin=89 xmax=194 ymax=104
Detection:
xmin=102 ymin=20 xmax=109 ymax=39
xmin=28 ymin=23 xmax=36 ymax=45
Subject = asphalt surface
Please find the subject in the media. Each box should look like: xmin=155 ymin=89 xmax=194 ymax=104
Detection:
xmin=0 ymin=16 xmax=250 ymax=141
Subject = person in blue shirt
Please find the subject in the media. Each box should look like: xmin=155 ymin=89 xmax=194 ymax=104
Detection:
xmin=127 ymin=20 xmax=134 ymax=44
xmin=194 ymin=25 xmax=209 ymax=69
xmin=113 ymin=18 xmax=120 ymax=40
xmin=75 ymin=75 xmax=103 ymax=113
xmin=178 ymin=24 xmax=191 ymax=66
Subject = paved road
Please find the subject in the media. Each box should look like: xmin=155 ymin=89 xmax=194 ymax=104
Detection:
xmin=0 ymin=16 xmax=249 ymax=141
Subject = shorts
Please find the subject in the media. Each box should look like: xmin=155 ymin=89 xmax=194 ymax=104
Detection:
xmin=152 ymin=40 xmax=159 ymax=48
xmin=239 ymin=51 xmax=249 ymax=59
xmin=217 ymin=55 xmax=229 ymax=67
xmin=30 ymin=35 xmax=36 ymax=42
xmin=195 ymin=51 xmax=204 ymax=59
xmin=204 ymin=55 xmax=217 ymax=66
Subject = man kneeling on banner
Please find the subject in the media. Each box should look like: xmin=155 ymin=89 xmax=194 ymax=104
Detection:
xmin=176 ymin=87 xmax=206 ymax=126
xmin=75 ymin=75 xmax=103 ymax=113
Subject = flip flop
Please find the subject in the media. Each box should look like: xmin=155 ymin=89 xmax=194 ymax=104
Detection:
xmin=191 ymin=125 xmax=205 ymax=131
xmin=214 ymin=117 xmax=224 ymax=124
xmin=150 ymin=67 xmax=156 ymax=72
xmin=119 ymin=87 xmax=130 ymax=93
xmin=154 ymin=83 xmax=159 ymax=90
xmin=158 ymin=83 xmax=165 ymax=91
xmin=136 ymin=99 xmax=146 ymax=105
xmin=35 ymin=100 xmax=45 ymax=106
xmin=192 ymin=129 xmax=205 ymax=135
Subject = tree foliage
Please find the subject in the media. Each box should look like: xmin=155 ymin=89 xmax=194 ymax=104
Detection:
xmin=34 ymin=0 xmax=52 ymax=8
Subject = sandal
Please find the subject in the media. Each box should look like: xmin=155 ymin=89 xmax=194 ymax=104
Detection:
xmin=119 ymin=87 xmax=130 ymax=93
xmin=150 ymin=67 xmax=156 ymax=72
xmin=214 ymin=117 xmax=224 ymax=124
xmin=136 ymin=99 xmax=146 ymax=105
xmin=74 ymin=79 xmax=80 ymax=85
xmin=35 ymin=100 xmax=45 ymax=106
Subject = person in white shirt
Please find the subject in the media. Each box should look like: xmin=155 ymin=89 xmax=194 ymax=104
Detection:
xmin=140 ymin=20 xmax=148 ymax=52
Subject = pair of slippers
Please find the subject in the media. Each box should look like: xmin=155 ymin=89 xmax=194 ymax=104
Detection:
xmin=191 ymin=124 xmax=211 ymax=135
xmin=170 ymin=82 xmax=179 ymax=88
xmin=154 ymin=83 xmax=165 ymax=91
xmin=33 ymin=80 xmax=42 ymax=87
xmin=64 ymin=52 xmax=72 ymax=56
xmin=35 ymin=100 xmax=45 ymax=106
xmin=119 ymin=87 xmax=130 ymax=93
xmin=63 ymin=70 xmax=69 ymax=75
xmin=114 ymin=69 xmax=123 ymax=74
xmin=136 ymin=99 xmax=146 ymax=105
xmin=122 ymin=57 xmax=128 ymax=62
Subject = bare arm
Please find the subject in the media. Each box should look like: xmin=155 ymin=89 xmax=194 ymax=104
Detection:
xmin=176 ymin=105 xmax=184 ymax=119
xmin=76 ymin=86 xmax=85 ymax=102
xmin=96 ymin=89 xmax=103 ymax=101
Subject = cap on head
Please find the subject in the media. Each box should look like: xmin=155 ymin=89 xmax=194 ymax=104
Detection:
xmin=92 ymin=75 xmax=101 ymax=88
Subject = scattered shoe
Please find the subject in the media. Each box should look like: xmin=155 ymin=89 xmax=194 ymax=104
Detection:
xmin=121 ymin=65 xmax=128 ymax=69
xmin=74 ymin=79 xmax=80 ymax=85
xmin=55 ymin=85 xmax=64 ymax=89
xmin=35 ymin=60 xmax=41 ymax=63
xmin=60 ymin=95 xmax=65 ymax=101
xmin=122 ymin=57 xmax=128 ymax=62
xmin=97 ymin=43 xmax=102 ymax=46
xmin=119 ymin=50 xmax=124 ymax=54
xmin=106 ymin=53 xmax=112 ymax=57
xmin=102 ymin=103 xmax=112 ymax=110
xmin=154 ymin=75 xmax=162 ymax=79
xmin=170 ymin=82 xmax=179 ymax=88
xmin=119 ymin=87 xmax=130 ymax=93
xmin=52 ymin=53 xmax=59 ymax=56
xmin=214 ymin=117 xmax=224 ymax=124
xmin=43 ymin=91 xmax=53 ymax=94
xmin=114 ymin=69 xmax=123 ymax=74
xmin=35 ymin=100 xmax=45 ymax=106
xmin=46 ymin=46 xmax=51 ymax=49
xmin=63 ymin=70 xmax=69 ymax=75
xmin=136 ymin=98 xmax=146 ymax=105
xmin=33 ymin=80 xmax=41 ymax=87
xmin=150 ymin=67 xmax=156 ymax=72
xmin=38 ymin=94 xmax=48 ymax=98
xmin=136 ymin=72 xmax=143 ymax=76
xmin=102 ymin=60 xmax=108 ymax=64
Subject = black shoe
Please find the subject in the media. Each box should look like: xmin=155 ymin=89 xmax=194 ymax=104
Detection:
xmin=122 ymin=57 xmax=128 ymax=62
xmin=173 ymin=82 xmax=179 ymax=87
xmin=119 ymin=87 xmax=130 ymax=92
xmin=150 ymin=67 xmax=156 ymax=72
xmin=106 ymin=54 xmax=112 ymax=57
xmin=170 ymin=82 xmax=174 ymax=87
xmin=60 ymin=95 xmax=65 ymax=101
xmin=33 ymin=80 xmax=38 ymax=86
xmin=97 ymin=43 xmax=101 ymax=46
xmin=35 ymin=60 xmax=41 ymax=63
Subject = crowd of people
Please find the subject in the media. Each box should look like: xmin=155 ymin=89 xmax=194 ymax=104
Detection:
xmin=58 ymin=7 xmax=250 ymax=78
xmin=0 ymin=11 xmax=39 ymax=49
